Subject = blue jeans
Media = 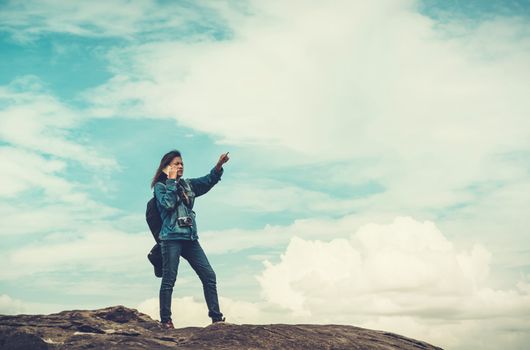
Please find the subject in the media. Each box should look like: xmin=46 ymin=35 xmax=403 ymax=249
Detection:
xmin=159 ymin=239 xmax=224 ymax=323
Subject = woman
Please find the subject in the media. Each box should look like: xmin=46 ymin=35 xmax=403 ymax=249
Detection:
xmin=151 ymin=149 xmax=230 ymax=329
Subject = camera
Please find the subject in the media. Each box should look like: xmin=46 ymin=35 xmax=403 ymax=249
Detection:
xmin=177 ymin=216 xmax=193 ymax=227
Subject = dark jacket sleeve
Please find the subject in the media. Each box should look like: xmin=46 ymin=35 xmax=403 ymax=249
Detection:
xmin=154 ymin=178 xmax=183 ymax=210
xmin=188 ymin=167 xmax=224 ymax=197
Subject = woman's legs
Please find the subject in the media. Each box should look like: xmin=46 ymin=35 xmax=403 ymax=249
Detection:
xmin=182 ymin=239 xmax=224 ymax=321
xmin=159 ymin=240 xmax=184 ymax=323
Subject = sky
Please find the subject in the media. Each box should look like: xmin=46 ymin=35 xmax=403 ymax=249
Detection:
xmin=0 ymin=0 xmax=529 ymax=349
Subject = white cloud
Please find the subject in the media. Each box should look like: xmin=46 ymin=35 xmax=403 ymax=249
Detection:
xmin=85 ymin=1 xmax=530 ymax=160
xmin=0 ymin=294 xmax=26 ymax=315
xmin=2 ymin=0 xmax=524 ymax=266
xmin=138 ymin=296 xmax=254 ymax=325
xmin=0 ymin=0 xmax=234 ymax=42
xmin=0 ymin=227 xmax=152 ymax=279
xmin=0 ymin=146 xmax=121 ymax=236
xmin=137 ymin=295 xmax=294 ymax=327
xmin=255 ymin=216 xmax=530 ymax=349
xmin=137 ymin=296 xmax=205 ymax=325
xmin=0 ymin=0 xmax=157 ymax=40
xmin=79 ymin=0 xmax=530 ymax=259
xmin=133 ymin=216 xmax=530 ymax=349
xmin=199 ymin=210 xmax=420 ymax=256
xmin=2 ymin=214 xmax=528 ymax=349
xmin=0 ymin=145 xmax=115 ymax=202
xmin=0 ymin=77 xmax=118 ymax=171
xmin=0 ymin=294 xmax=95 ymax=315
xmin=206 ymin=178 xmax=366 ymax=215
xmin=0 ymin=77 xmax=123 ymax=238
xmin=0 ymin=146 xmax=66 ymax=197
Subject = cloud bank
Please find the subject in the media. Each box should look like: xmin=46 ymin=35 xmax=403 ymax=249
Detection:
xmin=140 ymin=216 xmax=530 ymax=350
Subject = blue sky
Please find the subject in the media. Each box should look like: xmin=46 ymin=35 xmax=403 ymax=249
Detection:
xmin=1 ymin=1 xmax=529 ymax=349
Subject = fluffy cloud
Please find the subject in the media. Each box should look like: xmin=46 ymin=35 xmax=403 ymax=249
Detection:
xmin=0 ymin=77 xmax=118 ymax=172
xmin=0 ymin=0 xmax=240 ymax=43
xmin=206 ymin=178 xmax=366 ymax=215
xmin=85 ymin=1 xmax=530 ymax=160
xmin=198 ymin=211 xmax=397 ymax=255
xmin=255 ymin=216 xmax=530 ymax=349
xmin=0 ymin=228 xmax=152 ymax=280
xmin=0 ymin=0 xmax=169 ymax=41
xmin=0 ymin=77 xmax=122 ymax=237
xmin=137 ymin=295 xmax=267 ymax=327
xmin=0 ymin=294 xmax=26 ymax=315
xmin=3 ymin=214 xmax=528 ymax=349
xmin=79 ymin=0 xmax=530 ymax=258
xmin=134 ymin=215 xmax=530 ymax=349
xmin=0 ymin=146 xmax=67 ymax=198
xmin=0 ymin=146 xmax=120 ymax=236
xmin=0 ymin=294 xmax=83 ymax=315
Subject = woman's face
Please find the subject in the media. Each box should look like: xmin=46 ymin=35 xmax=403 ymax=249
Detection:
xmin=163 ymin=156 xmax=184 ymax=177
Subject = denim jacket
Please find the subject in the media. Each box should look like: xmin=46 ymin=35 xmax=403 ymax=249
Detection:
xmin=154 ymin=166 xmax=223 ymax=241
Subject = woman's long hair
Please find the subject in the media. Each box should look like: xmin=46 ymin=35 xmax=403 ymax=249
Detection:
xmin=151 ymin=150 xmax=182 ymax=189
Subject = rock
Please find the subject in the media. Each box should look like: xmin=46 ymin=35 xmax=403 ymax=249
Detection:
xmin=0 ymin=305 xmax=444 ymax=349
xmin=94 ymin=305 xmax=141 ymax=324
xmin=0 ymin=329 xmax=49 ymax=350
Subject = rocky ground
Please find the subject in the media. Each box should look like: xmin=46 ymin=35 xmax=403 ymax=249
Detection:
xmin=0 ymin=305 xmax=443 ymax=349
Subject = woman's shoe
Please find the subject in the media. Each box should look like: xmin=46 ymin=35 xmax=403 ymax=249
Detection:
xmin=160 ymin=320 xmax=174 ymax=329
xmin=212 ymin=316 xmax=226 ymax=324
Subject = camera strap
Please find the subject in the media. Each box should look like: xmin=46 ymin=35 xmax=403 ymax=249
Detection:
xmin=176 ymin=179 xmax=195 ymax=217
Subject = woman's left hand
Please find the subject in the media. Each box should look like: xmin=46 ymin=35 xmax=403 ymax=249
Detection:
xmin=216 ymin=152 xmax=230 ymax=171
